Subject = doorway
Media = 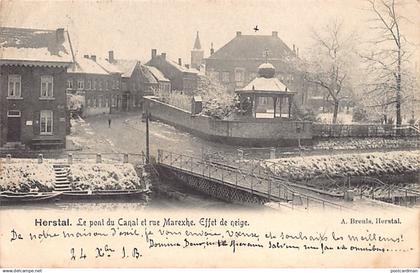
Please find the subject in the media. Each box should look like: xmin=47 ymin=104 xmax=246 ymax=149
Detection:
xmin=7 ymin=110 xmax=21 ymax=142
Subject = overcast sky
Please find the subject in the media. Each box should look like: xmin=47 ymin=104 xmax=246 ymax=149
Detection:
xmin=1 ymin=0 xmax=419 ymax=65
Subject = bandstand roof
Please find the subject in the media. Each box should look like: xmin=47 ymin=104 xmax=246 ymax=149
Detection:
xmin=236 ymin=62 xmax=295 ymax=96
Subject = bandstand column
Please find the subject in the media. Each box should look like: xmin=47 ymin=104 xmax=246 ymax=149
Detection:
xmin=288 ymin=96 xmax=292 ymax=118
xmin=273 ymin=96 xmax=277 ymax=118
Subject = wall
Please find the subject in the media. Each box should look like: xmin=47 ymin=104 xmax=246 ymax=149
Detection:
xmin=0 ymin=65 xmax=68 ymax=147
xmin=144 ymin=97 xmax=312 ymax=147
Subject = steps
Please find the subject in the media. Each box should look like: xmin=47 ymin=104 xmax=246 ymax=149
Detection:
xmin=53 ymin=164 xmax=71 ymax=192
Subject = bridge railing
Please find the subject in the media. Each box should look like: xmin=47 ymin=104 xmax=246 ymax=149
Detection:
xmin=157 ymin=149 xmax=348 ymax=211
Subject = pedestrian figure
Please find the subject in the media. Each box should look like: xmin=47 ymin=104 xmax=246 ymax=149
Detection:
xmin=108 ymin=117 xmax=111 ymax=128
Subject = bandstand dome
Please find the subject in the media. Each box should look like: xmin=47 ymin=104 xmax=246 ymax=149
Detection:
xmin=258 ymin=63 xmax=276 ymax=78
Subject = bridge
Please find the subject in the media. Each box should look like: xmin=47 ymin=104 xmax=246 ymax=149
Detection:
xmin=156 ymin=149 xmax=352 ymax=211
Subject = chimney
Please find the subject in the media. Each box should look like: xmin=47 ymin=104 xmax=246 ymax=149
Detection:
xmin=178 ymin=58 xmax=182 ymax=66
xmin=293 ymin=44 xmax=296 ymax=54
xmin=161 ymin=53 xmax=166 ymax=60
xmin=151 ymin=49 xmax=157 ymax=59
xmin=56 ymin=28 xmax=65 ymax=43
xmin=210 ymin=42 xmax=214 ymax=55
xmin=236 ymin=31 xmax=242 ymax=37
xmin=272 ymin=31 xmax=278 ymax=37
xmin=90 ymin=55 xmax=96 ymax=62
xmin=108 ymin=50 xmax=114 ymax=63
xmin=83 ymin=54 xmax=89 ymax=59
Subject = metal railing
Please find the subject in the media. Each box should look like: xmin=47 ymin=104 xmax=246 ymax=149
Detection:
xmin=313 ymin=123 xmax=420 ymax=138
xmin=157 ymin=149 xmax=348 ymax=210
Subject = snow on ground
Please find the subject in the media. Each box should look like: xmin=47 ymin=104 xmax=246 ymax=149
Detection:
xmin=317 ymin=113 xmax=353 ymax=124
xmin=314 ymin=137 xmax=419 ymax=150
xmin=69 ymin=163 xmax=145 ymax=191
xmin=0 ymin=163 xmax=55 ymax=192
xmin=262 ymin=150 xmax=420 ymax=181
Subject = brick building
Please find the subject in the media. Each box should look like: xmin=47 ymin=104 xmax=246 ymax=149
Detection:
xmin=147 ymin=49 xmax=199 ymax=94
xmin=67 ymin=55 xmax=122 ymax=116
xmin=0 ymin=27 xmax=74 ymax=149
xmin=205 ymin=31 xmax=309 ymax=106
xmin=104 ymin=51 xmax=157 ymax=111
xmin=145 ymin=65 xmax=171 ymax=94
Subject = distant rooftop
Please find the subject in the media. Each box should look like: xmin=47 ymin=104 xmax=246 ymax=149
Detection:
xmin=0 ymin=27 xmax=74 ymax=65
xmin=68 ymin=57 xmax=108 ymax=75
xmin=145 ymin=65 xmax=170 ymax=82
xmin=206 ymin=31 xmax=298 ymax=63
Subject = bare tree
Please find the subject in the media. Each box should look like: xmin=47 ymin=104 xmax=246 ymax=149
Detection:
xmin=362 ymin=0 xmax=410 ymax=126
xmin=305 ymin=20 xmax=356 ymax=124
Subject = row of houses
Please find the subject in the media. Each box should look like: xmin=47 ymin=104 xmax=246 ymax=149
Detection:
xmin=0 ymin=26 xmax=318 ymax=149
xmin=0 ymin=27 xmax=203 ymax=149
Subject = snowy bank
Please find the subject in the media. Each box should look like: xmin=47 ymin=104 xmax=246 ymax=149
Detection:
xmin=0 ymin=163 xmax=55 ymax=192
xmin=69 ymin=163 xmax=146 ymax=191
xmin=314 ymin=138 xmax=419 ymax=150
xmin=262 ymin=150 xmax=420 ymax=181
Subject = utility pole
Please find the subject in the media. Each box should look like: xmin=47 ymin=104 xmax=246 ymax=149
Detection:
xmin=145 ymin=109 xmax=150 ymax=164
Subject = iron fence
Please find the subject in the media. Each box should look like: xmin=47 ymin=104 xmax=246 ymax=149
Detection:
xmin=157 ymin=149 xmax=348 ymax=211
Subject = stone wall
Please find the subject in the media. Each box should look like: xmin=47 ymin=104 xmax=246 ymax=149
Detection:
xmin=144 ymin=96 xmax=312 ymax=147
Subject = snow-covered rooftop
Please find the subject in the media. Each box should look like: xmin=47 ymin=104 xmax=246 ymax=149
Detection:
xmin=145 ymin=65 xmax=170 ymax=82
xmin=96 ymin=58 xmax=121 ymax=74
xmin=0 ymin=27 xmax=74 ymax=65
xmin=237 ymin=76 xmax=295 ymax=95
xmin=113 ymin=59 xmax=139 ymax=78
xmin=68 ymin=57 xmax=108 ymax=75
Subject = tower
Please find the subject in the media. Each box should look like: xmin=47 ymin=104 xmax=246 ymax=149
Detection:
xmin=191 ymin=31 xmax=204 ymax=70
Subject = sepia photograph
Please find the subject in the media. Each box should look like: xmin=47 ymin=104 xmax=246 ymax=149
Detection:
xmin=0 ymin=0 xmax=419 ymax=270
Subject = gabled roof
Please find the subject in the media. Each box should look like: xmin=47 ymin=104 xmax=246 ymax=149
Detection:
xmin=206 ymin=33 xmax=297 ymax=62
xmin=113 ymin=59 xmax=138 ymax=78
xmin=96 ymin=58 xmax=121 ymax=74
xmin=145 ymin=65 xmax=170 ymax=82
xmin=139 ymin=64 xmax=158 ymax=84
xmin=167 ymin=59 xmax=198 ymax=74
xmin=0 ymin=27 xmax=74 ymax=66
xmin=68 ymin=57 xmax=108 ymax=75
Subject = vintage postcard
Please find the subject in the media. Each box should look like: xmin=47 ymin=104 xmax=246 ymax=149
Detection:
xmin=0 ymin=0 xmax=419 ymax=269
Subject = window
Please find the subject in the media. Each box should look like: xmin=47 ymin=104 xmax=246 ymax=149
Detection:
xmin=86 ymin=79 xmax=92 ymax=90
xmin=77 ymin=79 xmax=84 ymax=90
xmin=87 ymin=98 xmax=92 ymax=107
xmin=41 ymin=76 xmax=53 ymax=97
xmin=8 ymin=75 xmax=21 ymax=97
xmin=99 ymin=81 xmax=103 ymax=90
xmin=93 ymin=80 xmax=98 ymax=90
xmin=221 ymin=72 xmax=230 ymax=83
xmin=235 ymin=68 xmax=245 ymax=87
xmin=67 ymin=79 xmax=73 ymax=90
xmin=7 ymin=110 xmax=21 ymax=117
xmin=40 ymin=110 xmax=53 ymax=135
